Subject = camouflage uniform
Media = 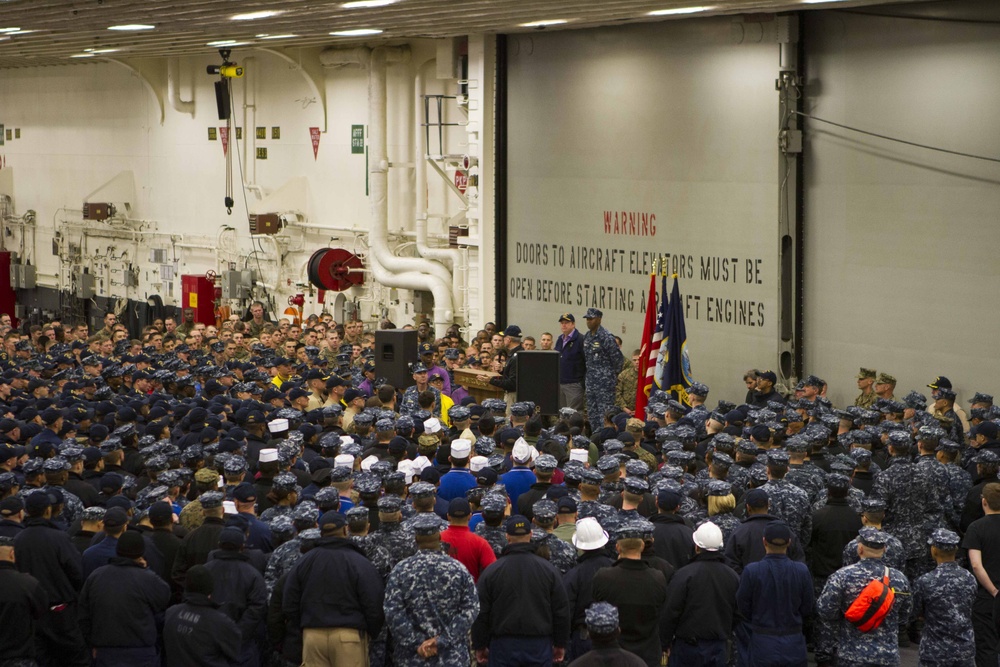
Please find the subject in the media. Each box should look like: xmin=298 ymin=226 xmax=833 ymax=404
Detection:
xmin=911 ymin=561 xmax=976 ymax=666
xmin=784 ymin=464 xmax=826 ymax=503
xmin=370 ymin=521 xmax=417 ymax=568
xmin=816 ymin=558 xmax=911 ymax=667
xmin=264 ymin=536 xmax=302 ymax=594
xmin=760 ymin=479 xmax=812 ymax=546
xmin=914 ymin=454 xmax=956 ymax=531
xmin=700 ymin=512 xmax=740 ymax=543
xmin=872 ymin=458 xmax=943 ymax=580
xmin=941 ymin=463 xmax=972 ymax=529
xmin=533 ymin=529 xmax=577 ymax=574
xmin=43 ymin=484 xmax=84 ymax=526
xmin=474 ymin=523 xmax=508 ymax=558
xmin=351 ymin=535 xmax=393 ymax=581
xmin=577 ymin=500 xmax=619 ymax=534
xmin=615 ymin=362 xmax=638 ymax=412
xmin=854 ymin=391 xmax=878 ymax=409
xmin=399 ymin=385 xmax=441 ymax=417
xmin=841 ymin=533 xmax=907 ymax=572
xmin=383 ymin=549 xmax=479 ymax=667
xmin=401 ymin=512 xmax=448 ymax=533
xmin=260 ymin=505 xmax=294 ymax=526
xmin=582 ymin=322 xmax=624 ymax=432
xmin=179 ymin=498 xmax=205 ymax=531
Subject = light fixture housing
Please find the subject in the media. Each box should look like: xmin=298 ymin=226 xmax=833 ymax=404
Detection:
xmin=520 ymin=19 xmax=569 ymax=27
xmin=108 ymin=24 xmax=155 ymax=31
xmin=329 ymin=28 xmax=384 ymax=36
xmin=647 ymin=6 xmax=717 ymax=16
xmin=231 ymin=10 xmax=284 ymax=21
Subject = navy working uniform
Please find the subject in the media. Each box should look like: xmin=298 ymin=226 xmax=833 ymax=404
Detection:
xmin=910 ymin=529 xmax=976 ymax=667
xmin=581 ymin=308 xmax=624 ymax=432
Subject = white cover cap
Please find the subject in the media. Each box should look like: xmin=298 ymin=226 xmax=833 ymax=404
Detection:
xmin=569 ymin=449 xmax=589 ymax=463
xmin=397 ymin=459 xmax=415 ymax=484
xmin=222 ymin=500 xmax=238 ymax=515
xmin=334 ymin=454 xmax=355 ymax=468
xmin=470 ymin=455 xmax=489 ymax=472
xmin=450 ymin=439 xmax=472 ymax=458
xmin=267 ymin=418 xmax=289 ymax=434
xmin=259 ymin=448 xmax=278 ymax=463
xmin=512 ymin=438 xmax=532 ymax=464
xmin=423 ymin=418 xmax=442 ymax=434
xmin=360 ymin=455 xmax=379 ymax=471
xmin=411 ymin=456 xmax=432 ymax=474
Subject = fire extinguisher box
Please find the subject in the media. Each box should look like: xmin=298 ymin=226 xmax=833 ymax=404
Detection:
xmin=181 ymin=274 xmax=216 ymax=326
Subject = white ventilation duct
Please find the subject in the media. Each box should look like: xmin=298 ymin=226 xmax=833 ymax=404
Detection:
xmin=362 ymin=46 xmax=454 ymax=331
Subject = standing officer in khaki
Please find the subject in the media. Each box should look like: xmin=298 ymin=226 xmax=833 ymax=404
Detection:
xmin=854 ymin=368 xmax=878 ymax=409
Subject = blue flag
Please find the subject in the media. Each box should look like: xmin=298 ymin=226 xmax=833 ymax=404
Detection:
xmin=653 ymin=274 xmax=670 ymax=391
xmin=662 ymin=274 xmax=693 ymax=404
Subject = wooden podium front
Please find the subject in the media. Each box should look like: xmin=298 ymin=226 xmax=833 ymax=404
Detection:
xmin=454 ymin=368 xmax=504 ymax=403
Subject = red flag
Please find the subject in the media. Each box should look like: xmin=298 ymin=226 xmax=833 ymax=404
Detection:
xmin=634 ymin=272 xmax=658 ymax=417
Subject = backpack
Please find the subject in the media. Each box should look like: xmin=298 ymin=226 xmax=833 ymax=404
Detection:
xmin=844 ymin=566 xmax=895 ymax=632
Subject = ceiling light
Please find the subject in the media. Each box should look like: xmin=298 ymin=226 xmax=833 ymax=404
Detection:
xmin=85 ymin=48 xmax=120 ymax=54
xmin=207 ymin=40 xmax=238 ymax=46
xmin=258 ymin=34 xmax=297 ymax=40
xmin=70 ymin=53 xmax=95 ymax=58
xmin=231 ymin=10 xmax=283 ymax=21
xmin=520 ymin=19 xmax=569 ymax=27
xmin=108 ymin=24 xmax=155 ymax=31
xmin=342 ymin=0 xmax=399 ymax=8
xmin=5 ymin=30 xmax=34 ymax=35
xmin=0 ymin=27 xmax=20 ymax=33
xmin=329 ymin=28 xmax=383 ymax=36
xmin=647 ymin=5 xmax=717 ymax=15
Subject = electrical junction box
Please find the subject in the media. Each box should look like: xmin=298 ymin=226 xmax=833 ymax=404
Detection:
xmin=249 ymin=213 xmax=282 ymax=235
xmin=83 ymin=202 xmax=114 ymax=221
xmin=20 ymin=265 xmax=35 ymax=289
xmin=221 ymin=269 xmax=253 ymax=299
xmin=76 ymin=273 xmax=96 ymax=299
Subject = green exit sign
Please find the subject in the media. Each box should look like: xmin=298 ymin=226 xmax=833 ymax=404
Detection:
xmin=351 ymin=125 xmax=365 ymax=154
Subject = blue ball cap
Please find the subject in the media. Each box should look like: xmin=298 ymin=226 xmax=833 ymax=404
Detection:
xmin=928 ymin=528 xmax=961 ymax=549
xmin=505 ymin=514 xmax=531 ymax=536
xmin=583 ymin=308 xmax=602 ymax=319
xmin=763 ymin=521 xmax=792 ymax=545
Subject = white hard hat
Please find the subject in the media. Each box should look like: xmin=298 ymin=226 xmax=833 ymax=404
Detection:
xmin=572 ymin=517 xmax=609 ymax=551
xmin=693 ymin=521 xmax=724 ymax=551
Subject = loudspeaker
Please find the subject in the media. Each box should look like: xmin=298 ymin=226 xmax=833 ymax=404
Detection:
xmin=375 ymin=330 xmax=419 ymax=390
xmin=516 ymin=350 xmax=560 ymax=415
xmin=215 ymin=80 xmax=231 ymax=120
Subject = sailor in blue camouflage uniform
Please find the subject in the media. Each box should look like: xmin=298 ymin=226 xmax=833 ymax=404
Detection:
xmin=872 ymin=430 xmax=941 ymax=582
xmin=935 ymin=438 xmax=972 ymax=527
xmin=703 ymin=479 xmax=741 ymax=542
xmin=259 ymin=472 xmax=299 ymax=525
xmin=577 ymin=468 xmax=620 ymax=533
xmin=474 ymin=493 xmax=508 ymax=558
xmin=784 ymin=437 xmax=826 ymax=502
xmin=841 ymin=498 xmax=906 ymax=572
xmin=399 ymin=363 xmax=441 ymax=417
xmin=531 ymin=499 xmax=577 ymax=574
xmin=370 ymin=495 xmax=417 ymax=567
xmin=40 ymin=456 xmax=84 ymax=526
xmin=264 ymin=505 xmax=317 ymax=593
xmin=760 ymin=451 xmax=812 ymax=547
xmin=913 ymin=426 xmax=957 ymax=532
xmin=382 ymin=514 xmax=479 ymax=667
xmin=910 ymin=529 xmax=976 ymax=667
xmin=811 ymin=461 xmax=866 ymax=514
xmin=581 ymin=308 xmax=624 ymax=432
xmin=816 ymin=528 xmax=911 ymax=667
xmin=346 ymin=506 xmax=393 ymax=581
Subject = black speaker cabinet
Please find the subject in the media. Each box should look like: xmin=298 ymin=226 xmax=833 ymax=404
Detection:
xmin=374 ymin=330 xmax=419 ymax=390
xmin=516 ymin=350 xmax=560 ymax=415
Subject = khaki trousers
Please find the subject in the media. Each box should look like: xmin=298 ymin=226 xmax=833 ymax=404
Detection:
xmin=302 ymin=627 xmax=369 ymax=667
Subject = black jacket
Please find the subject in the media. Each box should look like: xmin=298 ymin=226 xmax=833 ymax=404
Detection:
xmin=14 ymin=516 xmax=84 ymax=604
xmin=661 ymin=551 xmax=739 ymax=643
xmin=649 ymin=512 xmax=694 ymax=570
xmin=592 ymin=558 xmax=668 ymax=667
xmin=517 ymin=482 xmax=553 ymax=519
xmin=171 ymin=516 xmax=226 ymax=587
xmin=563 ymin=550 xmax=613 ymax=628
xmin=283 ymin=536 xmax=385 ymax=638
xmin=79 ymin=557 xmax=170 ymax=648
xmin=489 ymin=345 xmax=524 ymax=392
xmin=0 ymin=561 xmax=48 ymax=660
xmin=724 ymin=513 xmax=805 ymax=575
xmin=204 ymin=549 xmax=268 ymax=642
xmin=808 ymin=497 xmax=862 ymax=579
xmin=65 ymin=472 xmax=101 ymax=507
xmin=0 ymin=518 xmax=23 ymax=538
xmin=472 ymin=542 xmax=570 ymax=649
xmin=150 ymin=527 xmax=183 ymax=599
xmin=164 ymin=593 xmax=242 ymax=667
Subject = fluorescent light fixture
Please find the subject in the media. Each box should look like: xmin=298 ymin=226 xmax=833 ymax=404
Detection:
xmin=207 ymin=40 xmax=238 ymax=46
xmin=85 ymin=48 xmax=120 ymax=54
xmin=0 ymin=27 xmax=20 ymax=33
xmin=231 ymin=10 xmax=283 ymax=21
xmin=329 ymin=28 xmax=383 ymax=36
xmin=108 ymin=24 xmax=155 ymax=31
xmin=647 ymin=5 xmax=716 ymax=15
xmin=342 ymin=0 xmax=399 ymax=8
xmin=258 ymin=33 xmax=297 ymax=39
xmin=520 ymin=19 xmax=568 ymax=27
xmin=70 ymin=53 xmax=95 ymax=58
xmin=5 ymin=30 xmax=34 ymax=35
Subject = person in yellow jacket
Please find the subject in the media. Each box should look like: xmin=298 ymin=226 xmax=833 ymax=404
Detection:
xmin=429 ymin=372 xmax=454 ymax=427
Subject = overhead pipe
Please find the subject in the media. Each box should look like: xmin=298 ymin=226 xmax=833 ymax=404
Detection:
xmin=366 ymin=47 xmax=454 ymax=331
xmin=167 ymin=58 xmax=195 ymax=116
xmin=414 ymin=57 xmax=465 ymax=316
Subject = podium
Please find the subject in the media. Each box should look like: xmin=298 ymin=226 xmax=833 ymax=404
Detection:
xmin=454 ymin=368 xmax=504 ymax=404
